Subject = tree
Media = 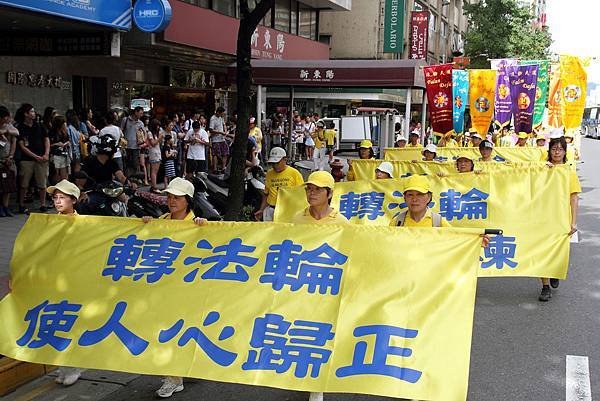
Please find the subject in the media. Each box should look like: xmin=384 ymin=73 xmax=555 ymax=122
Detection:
xmin=463 ymin=0 xmax=553 ymax=68
xmin=225 ymin=0 xmax=275 ymax=221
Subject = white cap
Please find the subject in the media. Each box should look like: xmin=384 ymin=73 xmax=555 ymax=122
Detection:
xmin=47 ymin=179 xmax=80 ymax=199
xmin=267 ymin=147 xmax=287 ymax=163
xmin=395 ymin=134 xmax=407 ymax=142
xmin=423 ymin=143 xmax=437 ymax=154
xmin=549 ymin=128 xmax=564 ymax=139
xmin=162 ymin=177 xmax=194 ymax=198
xmin=375 ymin=161 xmax=394 ymax=178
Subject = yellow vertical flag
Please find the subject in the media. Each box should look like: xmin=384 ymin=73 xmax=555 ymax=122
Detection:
xmin=468 ymin=70 xmax=497 ymax=136
xmin=547 ymin=64 xmax=562 ymax=128
xmin=560 ymin=55 xmax=587 ymax=129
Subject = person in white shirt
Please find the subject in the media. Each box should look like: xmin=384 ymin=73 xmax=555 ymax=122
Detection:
xmin=184 ymin=120 xmax=209 ymax=178
xmin=209 ymin=107 xmax=229 ymax=173
xmin=98 ymin=112 xmax=124 ymax=171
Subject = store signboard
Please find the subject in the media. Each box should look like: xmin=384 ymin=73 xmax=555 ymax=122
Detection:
xmin=383 ymin=0 xmax=404 ymax=53
xmin=133 ymin=0 xmax=172 ymax=32
xmin=0 ymin=0 xmax=132 ymax=30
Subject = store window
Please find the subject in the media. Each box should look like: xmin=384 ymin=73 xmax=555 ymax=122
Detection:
xmin=275 ymin=0 xmax=290 ymax=33
xmin=213 ymin=0 xmax=236 ymax=17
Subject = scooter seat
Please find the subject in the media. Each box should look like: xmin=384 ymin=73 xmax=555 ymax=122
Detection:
xmin=207 ymin=174 xmax=229 ymax=188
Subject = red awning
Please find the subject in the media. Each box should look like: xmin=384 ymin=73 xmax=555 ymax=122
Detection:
xmin=229 ymin=59 xmax=428 ymax=88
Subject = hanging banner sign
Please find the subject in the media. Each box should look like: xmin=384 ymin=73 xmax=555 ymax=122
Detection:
xmin=0 ymin=0 xmax=132 ymax=30
xmin=490 ymin=59 xmax=518 ymax=129
xmin=548 ymin=64 xmax=563 ymax=128
xmin=452 ymin=69 xmax=469 ymax=134
xmin=383 ymin=0 xmax=404 ymax=53
xmin=560 ymin=55 xmax=587 ymax=129
xmin=0 ymin=215 xmax=482 ymax=401
xmin=521 ymin=60 xmax=550 ymax=129
xmin=409 ymin=11 xmax=429 ymax=59
xmin=275 ymin=166 xmax=573 ymax=280
xmin=469 ymin=69 xmax=497 ymax=136
xmin=507 ymin=64 xmax=538 ymax=135
xmin=424 ymin=63 xmax=455 ymax=137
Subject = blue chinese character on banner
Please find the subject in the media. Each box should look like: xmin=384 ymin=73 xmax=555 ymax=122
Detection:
xmin=339 ymin=191 xmax=385 ymax=220
xmin=78 ymin=301 xmax=149 ymax=356
xmin=480 ymin=234 xmax=518 ymax=269
xmin=16 ymin=300 xmax=81 ymax=351
xmin=388 ymin=190 xmax=435 ymax=219
xmin=439 ymin=188 xmax=489 ymax=220
xmin=260 ymin=241 xmax=347 ymax=295
xmin=158 ymin=311 xmax=237 ymax=366
xmin=182 ymin=238 xmax=258 ymax=283
xmin=336 ymin=324 xmax=422 ymax=383
xmin=102 ymin=235 xmax=184 ymax=283
xmin=242 ymin=313 xmax=334 ymax=378
xmin=493 ymin=155 xmax=506 ymax=162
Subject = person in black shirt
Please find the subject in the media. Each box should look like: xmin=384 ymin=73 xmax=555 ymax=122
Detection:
xmin=15 ymin=104 xmax=50 ymax=213
xmin=81 ymin=135 xmax=128 ymax=188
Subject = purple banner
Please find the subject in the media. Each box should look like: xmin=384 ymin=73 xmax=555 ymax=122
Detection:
xmin=491 ymin=59 xmax=518 ymax=129
xmin=507 ymin=64 xmax=538 ymax=135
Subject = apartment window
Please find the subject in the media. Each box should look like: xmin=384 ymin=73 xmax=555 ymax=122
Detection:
xmin=429 ymin=13 xmax=438 ymax=32
xmin=291 ymin=0 xmax=299 ymax=35
xmin=299 ymin=6 xmax=317 ymax=40
xmin=441 ymin=20 xmax=448 ymax=37
xmin=275 ymin=0 xmax=291 ymax=32
xmin=319 ymin=34 xmax=332 ymax=48
xmin=213 ymin=0 xmax=236 ymax=17
xmin=261 ymin=7 xmax=273 ymax=27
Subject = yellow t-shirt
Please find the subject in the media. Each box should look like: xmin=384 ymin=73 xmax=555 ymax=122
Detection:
xmin=323 ymin=129 xmax=336 ymax=146
xmin=390 ymin=209 xmax=450 ymax=227
xmin=570 ymin=170 xmax=581 ymax=194
xmin=312 ymin=129 xmax=325 ymax=148
xmin=265 ymin=166 xmax=304 ymax=206
xmin=407 ymin=143 xmax=424 ymax=149
xmin=292 ymin=207 xmax=349 ymax=225
xmin=159 ymin=211 xmax=195 ymax=221
xmin=444 ymin=139 xmax=459 ymax=148
xmin=58 ymin=210 xmax=78 ymax=216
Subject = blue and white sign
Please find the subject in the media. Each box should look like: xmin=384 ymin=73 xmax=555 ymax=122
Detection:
xmin=133 ymin=0 xmax=172 ymax=33
xmin=0 ymin=0 xmax=132 ymax=30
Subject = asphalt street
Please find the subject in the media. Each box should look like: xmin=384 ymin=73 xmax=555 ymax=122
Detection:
xmin=1 ymin=139 xmax=598 ymax=401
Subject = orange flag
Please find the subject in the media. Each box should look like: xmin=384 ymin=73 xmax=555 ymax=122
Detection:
xmin=547 ymin=64 xmax=562 ymax=128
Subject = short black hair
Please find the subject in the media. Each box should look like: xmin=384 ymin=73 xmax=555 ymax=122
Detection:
xmin=192 ymin=121 xmax=201 ymax=129
xmin=134 ymin=106 xmax=144 ymax=113
xmin=547 ymin=137 xmax=568 ymax=164
xmin=216 ymin=106 xmax=225 ymax=113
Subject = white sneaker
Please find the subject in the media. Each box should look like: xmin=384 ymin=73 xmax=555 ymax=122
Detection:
xmin=156 ymin=380 xmax=184 ymax=398
xmin=55 ymin=371 xmax=65 ymax=384
xmin=309 ymin=392 xmax=324 ymax=401
xmin=61 ymin=368 xmax=82 ymax=386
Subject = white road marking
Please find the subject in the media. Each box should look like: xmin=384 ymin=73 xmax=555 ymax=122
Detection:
xmin=566 ymin=355 xmax=592 ymax=401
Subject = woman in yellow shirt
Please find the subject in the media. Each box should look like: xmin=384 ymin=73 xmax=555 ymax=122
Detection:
xmin=346 ymin=139 xmax=375 ymax=181
xmin=538 ymin=135 xmax=581 ymax=302
xmin=390 ymin=175 xmax=449 ymax=227
xmin=292 ymin=171 xmax=348 ymax=225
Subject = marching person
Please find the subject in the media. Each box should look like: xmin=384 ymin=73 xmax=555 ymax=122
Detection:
xmin=407 ymin=131 xmax=423 ymax=148
xmin=375 ymin=161 xmax=394 ymax=179
xmin=515 ymin=132 xmax=529 ymax=147
xmin=255 ymin=147 xmax=304 ymax=222
xmin=394 ymin=134 xmax=407 ymax=148
xmin=470 ymin=131 xmax=484 ymax=148
xmin=312 ymin=121 xmax=327 ymax=171
xmin=140 ymin=177 xmax=206 ymax=397
xmin=478 ymin=139 xmax=495 ymax=162
xmin=418 ymin=143 xmax=437 ymax=162
xmin=456 ymin=152 xmax=475 ymax=173
xmin=538 ymin=135 xmax=580 ymax=302
xmin=292 ymin=171 xmax=348 ymax=225
xmin=346 ymin=140 xmax=375 ymax=181
xmin=390 ymin=175 xmax=449 ymax=227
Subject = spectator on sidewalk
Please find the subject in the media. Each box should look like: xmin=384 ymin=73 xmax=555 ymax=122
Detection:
xmin=209 ymin=107 xmax=229 ymax=173
xmin=184 ymin=121 xmax=209 ymax=178
xmin=98 ymin=111 xmax=124 ymax=171
xmin=15 ymin=103 xmax=49 ymax=214
xmin=0 ymin=106 xmax=18 ymax=217
xmin=121 ymin=106 xmax=144 ymax=177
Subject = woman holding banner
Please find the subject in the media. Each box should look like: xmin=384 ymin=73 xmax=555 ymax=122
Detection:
xmin=346 ymin=140 xmax=374 ymax=181
xmin=140 ymin=177 xmax=207 ymax=397
xmin=538 ymin=135 xmax=581 ymax=302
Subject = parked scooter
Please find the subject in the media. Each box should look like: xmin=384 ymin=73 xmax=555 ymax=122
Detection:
xmin=189 ymin=176 xmax=223 ymax=220
xmin=201 ymin=165 xmax=265 ymax=215
xmin=76 ymin=180 xmax=128 ymax=217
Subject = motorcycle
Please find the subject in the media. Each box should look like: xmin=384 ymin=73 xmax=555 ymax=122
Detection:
xmin=189 ymin=176 xmax=223 ymax=221
xmin=76 ymin=180 xmax=128 ymax=217
xmin=201 ymin=166 xmax=265 ymax=216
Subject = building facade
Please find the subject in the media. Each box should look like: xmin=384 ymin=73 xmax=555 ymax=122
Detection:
xmin=0 ymin=0 xmax=349 ymax=117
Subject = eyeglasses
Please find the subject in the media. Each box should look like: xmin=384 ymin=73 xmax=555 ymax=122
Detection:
xmin=305 ymin=186 xmax=327 ymax=193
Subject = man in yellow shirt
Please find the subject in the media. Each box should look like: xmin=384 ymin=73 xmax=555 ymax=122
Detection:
xmin=407 ymin=131 xmax=423 ymax=148
xmin=390 ymin=175 xmax=449 ymax=227
xmin=292 ymin=171 xmax=348 ymax=224
xmin=249 ymin=117 xmax=263 ymax=154
xmin=323 ymin=124 xmax=337 ymax=162
xmin=256 ymin=147 xmax=304 ymax=221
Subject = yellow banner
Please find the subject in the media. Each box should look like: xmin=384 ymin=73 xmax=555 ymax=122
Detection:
xmin=351 ymin=159 xmax=546 ymax=181
xmin=276 ymin=166 xmax=572 ymax=279
xmin=0 ymin=215 xmax=482 ymax=401
xmin=547 ymin=64 xmax=562 ymax=128
xmin=469 ymin=70 xmax=497 ymax=136
xmin=384 ymin=146 xmax=545 ymax=162
xmin=560 ymin=55 xmax=587 ymax=129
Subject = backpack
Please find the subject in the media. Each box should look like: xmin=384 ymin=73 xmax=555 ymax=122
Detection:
xmin=396 ymin=211 xmax=442 ymax=227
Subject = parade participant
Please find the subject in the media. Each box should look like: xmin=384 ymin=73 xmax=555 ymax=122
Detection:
xmin=140 ymin=177 xmax=205 ymax=398
xmin=395 ymin=134 xmax=407 ymax=148
xmin=538 ymin=135 xmax=580 ymax=302
xmin=323 ymin=122 xmax=337 ymax=163
xmin=312 ymin=121 xmax=327 ymax=171
xmin=255 ymin=147 xmax=304 ymax=222
xmin=564 ymin=131 xmax=580 ymax=161
xmin=456 ymin=152 xmax=475 ymax=173
xmin=390 ymin=175 xmax=448 ymax=227
xmin=422 ymin=143 xmax=437 ymax=161
xmin=292 ymin=171 xmax=348 ymax=224
xmin=536 ymin=134 xmax=548 ymax=161
xmin=470 ymin=131 xmax=483 ymax=148
xmin=437 ymin=133 xmax=458 ymax=147
xmin=346 ymin=140 xmax=374 ymax=181
xmin=46 ymin=179 xmax=83 ymax=385
xmin=375 ymin=161 xmax=394 ymax=179
xmin=515 ymin=132 xmax=529 ymax=147
xmin=479 ymin=139 xmax=494 ymax=162
xmin=407 ymin=131 xmax=423 ymax=148
xmin=0 ymin=106 xmax=18 ymax=217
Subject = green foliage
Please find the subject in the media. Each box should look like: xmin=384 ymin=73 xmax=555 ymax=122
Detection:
xmin=463 ymin=0 xmax=553 ymax=68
